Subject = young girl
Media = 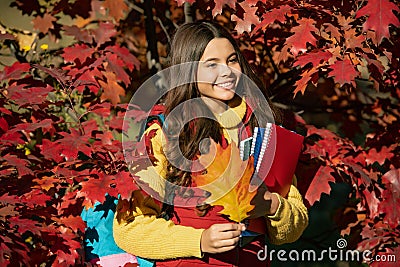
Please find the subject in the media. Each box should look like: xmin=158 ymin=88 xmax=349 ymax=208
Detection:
xmin=114 ymin=21 xmax=308 ymax=266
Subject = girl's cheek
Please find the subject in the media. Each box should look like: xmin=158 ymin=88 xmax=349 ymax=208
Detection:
xmin=198 ymin=69 xmax=218 ymax=84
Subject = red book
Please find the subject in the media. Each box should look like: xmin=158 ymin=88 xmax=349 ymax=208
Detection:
xmin=247 ymin=124 xmax=304 ymax=197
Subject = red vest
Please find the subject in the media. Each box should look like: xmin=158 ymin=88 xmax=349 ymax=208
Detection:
xmin=155 ymin=204 xmax=270 ymax=267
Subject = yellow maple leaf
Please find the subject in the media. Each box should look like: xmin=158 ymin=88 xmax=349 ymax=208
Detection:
xmin=194 ymin=140 xmax=256 ymax=222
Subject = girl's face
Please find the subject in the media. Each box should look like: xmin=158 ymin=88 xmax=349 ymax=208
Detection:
xmin=197 ymin=38 xmax=242 ymax=105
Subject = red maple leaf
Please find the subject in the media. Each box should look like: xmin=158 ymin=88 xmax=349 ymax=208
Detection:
xmin=7 ymin=84 xmax=53 ymax=106
xmin=115 ymin=171 xmax=139 ymax=200
xmin=57 ymin=129 xmax=92 ymax=160
xmin=323 ymin=23 xmax=342 ymax=41
xmin=327 ymin=59 xmax=359 ymax=86
xmin=92 ymin=22 xmax=117 ymax=47
xmin=356 ymin=0 xmax=400 ymax=44
xmin=285 ymin=18 xmax=318 ymax=56
xmin=0 ymin=117 xmax=9 ymax=132
xmin=212 ymin=0 xmax=236 ymax=17
xmin=40 ymin=139 xmax=64 ymax=163
xmin=106 ymin=45 xmax=140 ymax=71
xmin=2 ymin=154 xmax=33 ymax=177
xmin=32 ymin=13 xmax=57 ymax=34
xmin=69 ymin=67 xmax=101 ymax=93
xmin=252 ymin=5 xmax=292 ymax=33
xmin=358 ymin=223 xmax=390 ymax=251
xmin=103 ymin=0 xmax=129 ymax=21
xmin=8 ymin=217 xmax=41 ymax=235
xmin=0 ymin=62 xmax=30 ymax=81
xmin=10 ymin=119 xmax=55 ymax=135
xmin=52 ymin=215 xmax=86 ymax=233
xmin=33 ymin=176 xmax=60 ymax=191
xmin=344 ymin=28 xmax=365 ymax=50
xmin=106 ymin=53 xmax=130 ymax=86
xmin=294 ymin=50 xmax=332 ymax=68
xmin=232 ymin=2 xmax=260 ymax=34
xmin=63 ymin=44 xmax=95 ymax=64
xmin=79 ymin=172 xmax=116 ymax=206
xmin=362 ymin=188 xmax=381 ymax=218
xmin=305 ymin=165 xmax=336 ymax=205
xmin=21 ymin=189 xmax=52 ymax=208
xmin=379 ymin=169 xmax=400 ymax=229
xmin=294 ymin=67 xmax=319 ymax=95
xmin=63 ymin=25 xmax=92 ymax=43
xmin=366 ymin=146 xmax=394 ymax=165
xmin=99 ymin=71 xmax=126 ymax=105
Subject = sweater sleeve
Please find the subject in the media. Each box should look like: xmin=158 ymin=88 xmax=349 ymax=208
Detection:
xmin=265 ymin=185 xmax=309 ymax=245
xmin=113 ymin=123 xmax=204 ymax=259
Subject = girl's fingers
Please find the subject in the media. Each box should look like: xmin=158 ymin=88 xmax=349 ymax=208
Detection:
xmin=213 ymin=223 xmax=246 ymax=232
xmin=217 ymin=229 xmax=242 ymax=240
xmin=214 ymin=237 xmax=240 ymax=248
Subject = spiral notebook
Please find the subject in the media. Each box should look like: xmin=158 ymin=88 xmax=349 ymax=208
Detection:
xmin=239 ymin=124 xmax=304 ymax=246
xmin=240 ymin=123 xmax=304 ymax=197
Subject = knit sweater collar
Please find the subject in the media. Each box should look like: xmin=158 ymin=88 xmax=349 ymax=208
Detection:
xmin=214 ymin=97 xmax=246 ymax=129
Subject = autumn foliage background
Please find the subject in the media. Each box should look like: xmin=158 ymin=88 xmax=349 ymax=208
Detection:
xmin=0 ymin=0 xmax=399 ymax=266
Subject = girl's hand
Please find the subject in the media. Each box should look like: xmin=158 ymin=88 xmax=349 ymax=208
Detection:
xmin=248 ymin=184 xmax=280 ymax=219
xmin=200 ymin=223 xmax=246 ymax=254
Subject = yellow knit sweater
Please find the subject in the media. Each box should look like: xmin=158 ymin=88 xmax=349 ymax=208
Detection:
xmin=113 ymin=98 xmax=309 ymax=260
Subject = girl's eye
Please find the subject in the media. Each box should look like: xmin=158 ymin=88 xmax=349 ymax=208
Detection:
xmin=228 ymin=57 xmax=238 ymax=63
xmin=206 ymin=62 xmax=217 ymax=68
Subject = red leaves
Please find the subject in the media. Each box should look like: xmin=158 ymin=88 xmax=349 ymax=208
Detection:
xmin=7 ymin=84 xmax=53 ymax=106
xmin=2 ymin=155 xmax=33 ymax=177
xmin=0 ymin=62 xmax=30 ymax=81
xmin=284 ymin=18 xmax=318 ymax=56
xmin=253 ymin=5 xmax=292 ymax=33
xmin=92 ymin=22 xmax=117 ymax=47
xmin=293 ymin=67 xmax=319 ymax=95
xmin=232 ymin=2 xmax=260 ymax=34
xmin=213 ymin=0 xmax=236 ymax=16
xmin=356 ymin=0 xmax=400 ymax=44
xmin=63 ymin=44 xmax=95 ymax=64
xmin=103 ymin=0 xmax=129 ymax=21
xmin=305 ymin=165 xmax=336 ymax=206
xmin=32 ymin=13 xmax=57 ymax=34
xmin=115 ymin=171 xmax=139 ymax=200
xmin=99 ymin=71 xmax=126 ymax=105
xmin=366 ymin=146 xmax=395 ymax=165
xmin=379 ymin=169 xmax=400 ymax=228
xmin=327 ymin=59 xmax=359 ymax=87
xmin=80 ymin=172 xmax=117 ymax=207
xmin=294 ymin=50 xmax=332 ymax=68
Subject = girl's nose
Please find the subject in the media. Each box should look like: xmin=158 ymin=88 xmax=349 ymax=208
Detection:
xmin=219 ymin=64 xmax=233 ymax=76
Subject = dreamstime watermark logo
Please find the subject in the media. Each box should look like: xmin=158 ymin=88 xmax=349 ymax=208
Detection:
xmin=122 ymin=62 xmax=276 ymax=207
xmin=257 ymin=238 xmax=397 ymax=263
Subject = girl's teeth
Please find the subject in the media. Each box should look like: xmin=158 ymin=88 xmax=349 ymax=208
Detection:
xmin=217 ymin=82 xmax=233 ymax=88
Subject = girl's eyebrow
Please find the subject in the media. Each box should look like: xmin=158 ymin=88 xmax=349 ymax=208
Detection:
xmin=203 ymin=52 xmax=237 ymax=62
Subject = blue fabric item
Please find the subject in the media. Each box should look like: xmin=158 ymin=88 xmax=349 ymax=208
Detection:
xmin=81 ymin=195 xmax=155 ymax=266
xmin=137 ymin=257 xmax=156 ymax=267
xmin=81 ymin=113 xmax=166 ymax=266
xmin=81 ymin=195 xmax=123 ymax=259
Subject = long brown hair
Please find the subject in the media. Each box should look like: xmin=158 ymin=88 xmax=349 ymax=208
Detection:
xmin=160 ymin=21 xmax=281 ymax=217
